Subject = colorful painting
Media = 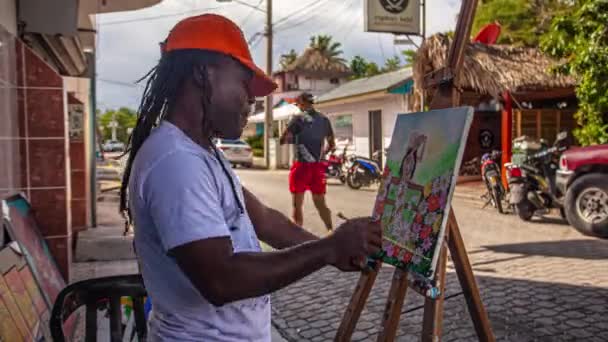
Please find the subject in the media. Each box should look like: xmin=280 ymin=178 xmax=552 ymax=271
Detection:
xmin=2 ymin=194 xmax=75 ymax=338
xmin=372 ymin=107 xmax=473 ymax=281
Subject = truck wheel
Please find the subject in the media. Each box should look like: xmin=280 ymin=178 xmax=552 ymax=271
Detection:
xmin=565 ymin=173 xmax=608 ymax=239
xmin=516 ymin=200 xmax=534 ymax=221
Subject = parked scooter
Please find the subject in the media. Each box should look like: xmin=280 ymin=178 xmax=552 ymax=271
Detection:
xmin=346 ymin=149 xmax=383 ymax=190
xmin=506 ymin=132 xmax=570 ymax=221
xmin=481 ymin=150 xmax=505 ymax=214
xmin=323 ymin=144 xmax=349 ymax=184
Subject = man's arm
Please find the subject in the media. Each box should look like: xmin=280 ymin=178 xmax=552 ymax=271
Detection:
xmin=172 ymin=218 xmax=381 ymax=306
xmin=243 ymin=187 xmax=317 ymax=249
xmin=324 ymin=117 xmax=336 ymax=155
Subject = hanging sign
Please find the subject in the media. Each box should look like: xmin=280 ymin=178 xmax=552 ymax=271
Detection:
xmin=364 ymin=0 xmax=421 ymax=35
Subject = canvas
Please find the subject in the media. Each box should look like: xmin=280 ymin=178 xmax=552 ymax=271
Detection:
xmin=2 ymin=194 xmax=76 ymax=339
xmin=372 ymin=107 xmax=473 ymax=282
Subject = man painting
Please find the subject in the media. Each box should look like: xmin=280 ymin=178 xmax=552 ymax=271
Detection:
xmin=119 ymin=14 xmax=381 ymax=341
xmin=280 ymin=92 xmax=336 ymax=231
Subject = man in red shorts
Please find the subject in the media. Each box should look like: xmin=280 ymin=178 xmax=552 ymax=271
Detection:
xmin=280 ymin=93 xmax=335 ymax=231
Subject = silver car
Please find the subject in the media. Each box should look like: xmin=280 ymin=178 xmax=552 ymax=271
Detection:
xmin=215 ymin=139 xmax=254 ymax=168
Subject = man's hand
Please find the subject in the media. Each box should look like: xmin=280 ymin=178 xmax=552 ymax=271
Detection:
xmin=325 ymin=217 xmax=382 ymax=271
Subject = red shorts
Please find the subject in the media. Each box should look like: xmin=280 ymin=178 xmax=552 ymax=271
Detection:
xmin=289 ymin=161 xmax=327 ymax=194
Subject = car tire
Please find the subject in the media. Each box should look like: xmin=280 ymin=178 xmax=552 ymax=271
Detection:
xmin=565 ymin=173 xmax=608 ymax=239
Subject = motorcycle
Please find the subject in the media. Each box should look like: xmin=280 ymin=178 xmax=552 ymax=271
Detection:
xmin=346 ymin=149 xmax=383 ymax=190
xmin=506 ymin=132 xmax=570 ymax=221
xmin=323 ymin=144 xmax=349 ymax=184
xmin=481 ymin=150 xmax=505 ymax=214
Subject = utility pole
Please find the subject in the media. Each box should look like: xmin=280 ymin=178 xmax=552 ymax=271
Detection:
xmin=263 ymin=0 xmax=273 ymax=169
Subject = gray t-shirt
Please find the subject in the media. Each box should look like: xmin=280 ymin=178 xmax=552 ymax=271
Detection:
xmin=287 ymin=109 xmax=333 ymax=162
xmin=129 ymin=121 xmax=270 ymax=341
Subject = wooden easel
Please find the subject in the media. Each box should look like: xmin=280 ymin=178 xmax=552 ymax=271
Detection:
xmin=335 ymin=1 xmax=495 ymax=341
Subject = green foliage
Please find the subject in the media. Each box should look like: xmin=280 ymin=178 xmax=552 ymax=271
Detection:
xmin=349 ymin=55 xmax=368 ymax=78
xmin=349 ymin=55 xmax=381 ymax=79
xmin=279 ymin=49 xmax=298 ymax=70
xmin=541 ymin=0 xmax=608 ymax=145
xmin=98 ymin=107 xmax=137 ymax=144
xmin=245 ymin=135 xmax=264 ymax=157
xmin=401 ymin=50 xmax=416 ymax=67
xmin=309 ymin=35 xmax=345 ymax=63
xmin=473 ymin=0 xmax=574 ymax=46
xmin=383 ymin=55 xmax=402 ymax=72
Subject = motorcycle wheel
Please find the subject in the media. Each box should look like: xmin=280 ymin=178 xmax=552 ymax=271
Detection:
xmin=346 ymin=172 xmax=363 ymax=190
xmin=515 ymin=200 xmax=534 ymax=221
xmin=339 ymin=175 xmax=346 ymax=184
xmin=492 ymin=185 xmax=504 ymax=214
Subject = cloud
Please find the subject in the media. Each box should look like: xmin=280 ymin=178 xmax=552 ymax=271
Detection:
xmin=96 ymin=0 xmax=461 ymax=110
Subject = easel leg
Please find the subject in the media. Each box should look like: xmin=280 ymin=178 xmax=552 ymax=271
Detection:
xmin=421 ymin=234 xmax=449 ymax=341
xmin=335 ymin=261 xmax=381 ymax=342
xmin=376 ymin=268 xmax=409 ymax=342
xmin=447 ymin=209 xmax=495 ymax=342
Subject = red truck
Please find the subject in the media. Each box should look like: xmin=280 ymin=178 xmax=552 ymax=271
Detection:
xmin=556 ymin=144 xmax=608 ymax=238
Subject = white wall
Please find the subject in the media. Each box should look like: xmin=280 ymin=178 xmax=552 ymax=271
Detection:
xmin=317 ymin=93 xmax=412 ymax=159
xmin=0 ymin=0 xmax=17 ymax=34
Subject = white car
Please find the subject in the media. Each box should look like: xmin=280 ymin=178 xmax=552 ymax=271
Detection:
xmin=215 ymin=139 xmax=254 ymax=168
xmin=103 ymin=140 xmax=125 ymax=152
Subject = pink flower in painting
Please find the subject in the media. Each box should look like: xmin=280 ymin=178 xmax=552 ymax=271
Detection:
xmin=392 ymin=246 xmax=401 ymax=257
xmin=412 ymin=223 xmax=422 ymax=233
xmin=427 ymin=195 xmax=440 ymax=212
xmin=402 ymin=252 xmax=413 ymax=263
xmin=422 ymin=238 xmax=433 ymax=251
xmin=414 ymin=213 xmax=423 ymax=224
xmin=432 ymin=177 xmax=442 ymax=194
xmin=412 ymin=254 xmax=422 ymax=265
xmin=420 ymin=226 xmax=432 ymax=240
xmin=384 ymin=244 xmax=394 ymax=256
xmin=439 ymin=191 xmax=448 ymax=208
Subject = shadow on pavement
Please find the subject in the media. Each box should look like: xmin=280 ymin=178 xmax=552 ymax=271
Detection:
xmin=272 ymin=267 xmax=608 ymax=341
xmin=483 ymin=239 xmax=608 ymax=260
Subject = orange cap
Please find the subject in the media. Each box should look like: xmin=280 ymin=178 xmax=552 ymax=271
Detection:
xmin=165 ymin=14 xmax=277 ymax=97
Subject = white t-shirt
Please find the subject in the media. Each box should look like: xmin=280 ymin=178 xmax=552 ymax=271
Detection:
xmin=129 ymin=121 xmax=270 ymax=341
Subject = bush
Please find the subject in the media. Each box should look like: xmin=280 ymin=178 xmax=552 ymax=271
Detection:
xmin=246 ymin=135 xmax=264 ymax=157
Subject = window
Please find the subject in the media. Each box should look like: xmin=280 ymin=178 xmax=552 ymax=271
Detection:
xmin=330 ymin=78 xmax=340 ymax=84
xmin=331 ymin=114 xmax=353 ymax=140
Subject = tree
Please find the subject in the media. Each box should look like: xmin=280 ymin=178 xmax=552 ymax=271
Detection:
xmin=401 ymin=50 xmax=416 ymax=67
xmin=383 ymin=55 xmax=401 ymax=72
xmin=473 ymin=0 xmax=574 ymax=46
xmin=350 ymin=55 xmax=369 ymax=79
xmin=365 ymin=62 xmax=381 ymax=77
xmin=98 ymin=107 xmax=137 ymax=144
xmin=309 ymin=35 xmax=345 ymax=63
xmin=541 ymin=0 xmax=608 ymax=145
xmin=279 ymin=49 xmax=297 ymax=70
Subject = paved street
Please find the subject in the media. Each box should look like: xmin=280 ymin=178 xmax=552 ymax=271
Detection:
xmin=237 ymin=169 xmax=608 ymax=341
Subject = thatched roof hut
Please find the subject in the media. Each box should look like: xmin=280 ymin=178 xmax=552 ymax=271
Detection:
xmin=279 ymin=47 xmax=352 ymax=79
xmin=414 ymin=34 xmax=576 ymax=102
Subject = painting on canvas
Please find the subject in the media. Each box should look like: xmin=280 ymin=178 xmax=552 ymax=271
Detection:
xmin=372 ymin=107 xmax=473 ymax=281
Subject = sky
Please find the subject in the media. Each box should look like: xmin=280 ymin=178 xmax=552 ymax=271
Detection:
xmin=95 ymin=0 xmax=461 ymax=111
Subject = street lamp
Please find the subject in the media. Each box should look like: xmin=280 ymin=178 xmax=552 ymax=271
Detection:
xmin=217 ymin=0 xmax=273 ymax=169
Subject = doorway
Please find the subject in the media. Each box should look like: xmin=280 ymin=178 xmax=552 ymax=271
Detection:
xmin=369 ymin=110 xmax=383 ymax=167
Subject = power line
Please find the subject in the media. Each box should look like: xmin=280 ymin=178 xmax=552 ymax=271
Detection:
xmin=273 ymin=0 xmax=333 ymax=29
xmin=98 ymin=6 xmax=225 ymax=26
xmin=240 ymin=0 xmax=264 ymax=27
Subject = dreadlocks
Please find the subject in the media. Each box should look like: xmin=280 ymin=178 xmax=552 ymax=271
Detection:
xmin=119 ymin=49 xmax=226 ymax=223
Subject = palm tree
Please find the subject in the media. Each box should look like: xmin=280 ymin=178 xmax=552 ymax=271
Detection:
xmin=279 ymin=49 xmax=298 ymax=70
xmin=309 ymin=35 xmax=345 ymax=63
xmin=383 ymin=55 xmax=401 ymax=72
xmin=401 ymin=49 xmax=416 ymax=67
